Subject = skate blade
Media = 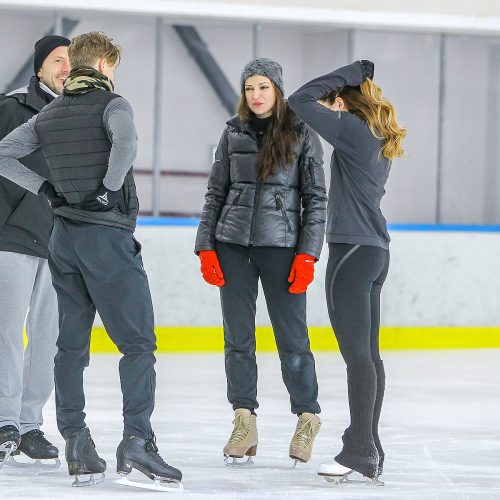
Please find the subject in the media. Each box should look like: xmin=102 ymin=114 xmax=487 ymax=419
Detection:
xmin=0 ymin=442 xmax=18 ymax=470
xmin=290 ymin=456 xmax=307 ymax=469
xmin=366 ymin=477 xmax=384 ymax=487
xmin=319 ymin=472 xmax=384 ymax=487
xmin=318 ymin=470 xmax=353 ymax=484
xmin=115 ymin=475 xmax=184 ymax=492
xmin=224 ymin=455 xmax=254 ymax=467
xmin=72 ymin=472 xmax=105 ymax=487
xmin=6 ymin=456 xmax=61 ymax=472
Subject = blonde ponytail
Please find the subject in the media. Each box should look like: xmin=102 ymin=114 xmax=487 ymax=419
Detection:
xmin=340 ymin=80 xmax=406 ymax=160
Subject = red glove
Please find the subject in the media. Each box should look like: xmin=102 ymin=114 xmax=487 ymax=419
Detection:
xmin=199 ymin=250 xmax=225 ymax=287
xmin=288 ymin=254 xmax=316 ymax=294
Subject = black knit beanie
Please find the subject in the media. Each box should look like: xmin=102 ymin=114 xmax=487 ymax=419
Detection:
xmin=34 ymin=35 xmax=70 ymax=75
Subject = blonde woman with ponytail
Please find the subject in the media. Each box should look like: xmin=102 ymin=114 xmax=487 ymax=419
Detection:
xmin=289 ymin=61 xmax=406 ymax=485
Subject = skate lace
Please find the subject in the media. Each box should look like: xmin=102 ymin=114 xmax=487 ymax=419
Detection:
xmin=26 ymin=429 xmax=51 ymax=447
xmin=227 ymin=415 xmax=249 ymax=446
xmin=145 ymin=434 xmax=161 ymax=458
xmin=291 ymin=419 xmax=317 ymax=449
xmin=1 ymin=425 xmax=18 ymax=433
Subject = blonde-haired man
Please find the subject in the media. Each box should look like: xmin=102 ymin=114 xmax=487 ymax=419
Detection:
xmin=0 ymin=32 xmax=182 ymax=490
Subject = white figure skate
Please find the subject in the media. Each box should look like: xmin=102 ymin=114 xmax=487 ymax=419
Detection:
xmin=318 ymin=459 xmax=384 ymax=486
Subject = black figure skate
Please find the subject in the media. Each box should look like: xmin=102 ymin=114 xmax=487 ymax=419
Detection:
xmin=65 ymin=427 xmax=106 ymax=487
xmin=0 ymin=425 xmax=20 ymax=470
xmin=115 ymin=434 xmax=183 ymax=492
xmin=9 ymin=429 xmax=61 ymax=471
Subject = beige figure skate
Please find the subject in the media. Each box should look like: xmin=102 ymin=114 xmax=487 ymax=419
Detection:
xmin=289 ymin=412 xmax=321 ymax=466
xmin=223 ymin=409 xmax=258 ymax=466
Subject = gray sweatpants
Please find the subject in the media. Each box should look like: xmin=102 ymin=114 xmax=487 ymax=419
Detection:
xmin=0 ymin=251 xmax=58 ymax=434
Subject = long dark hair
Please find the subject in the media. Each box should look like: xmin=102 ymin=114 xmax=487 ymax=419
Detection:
xmin=237 ymin=85 xmax=300 ymax=180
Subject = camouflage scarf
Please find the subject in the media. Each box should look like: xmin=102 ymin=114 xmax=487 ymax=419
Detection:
xmin=63 ymin=67 xmax=114 ymax=95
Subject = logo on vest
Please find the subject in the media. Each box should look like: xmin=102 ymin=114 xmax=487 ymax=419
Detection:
xmin=97 ymin=192 xmax=109 ymax=206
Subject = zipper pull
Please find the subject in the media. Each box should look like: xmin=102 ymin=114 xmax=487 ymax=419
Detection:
xmin=308 ymin=159 xmax=316 ymax=185
xmin=234 ymin=190 xmax=242 ymax=205
xmin=275 ymin=194 xmax=281 ymax=210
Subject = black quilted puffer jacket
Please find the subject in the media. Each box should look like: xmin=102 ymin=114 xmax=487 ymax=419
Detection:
xmin=195 ymin=114 xmax=327 ymax=259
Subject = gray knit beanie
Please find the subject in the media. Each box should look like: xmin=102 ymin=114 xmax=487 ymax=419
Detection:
xmin=240 ymin=58 xmax=284 ymax=95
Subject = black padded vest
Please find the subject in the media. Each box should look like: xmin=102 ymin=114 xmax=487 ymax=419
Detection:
xmin=35 ymin=89 xmax=138 ymax=231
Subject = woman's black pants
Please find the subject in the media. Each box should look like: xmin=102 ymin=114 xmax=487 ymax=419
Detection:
xmin=326 ymin=243 xmax=390 ymax=477
xmin=216 ymin=241 xmax=320 ymax=415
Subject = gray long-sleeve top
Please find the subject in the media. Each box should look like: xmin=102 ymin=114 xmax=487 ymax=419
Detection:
xmin=0 ymin=96 xmax=137 ymax=194
xmin=288 ymin=61 xmax=391 ymax=250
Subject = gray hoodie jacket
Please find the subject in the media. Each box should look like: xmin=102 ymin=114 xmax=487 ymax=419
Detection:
xmin=288 ymin=61 xmax=391 ymax=250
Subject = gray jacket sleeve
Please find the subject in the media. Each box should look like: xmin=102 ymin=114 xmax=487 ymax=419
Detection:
xmin=288 ymin=61 xmax=365 ymax=148
xmin=194 ymin=127 xmax=230 ymax=253
xmin=296 ymin=126 xmax=327 ymax=259
xmin=102 ymin=97 xmax=138 ymax=191
xmin=0 ymin=115 xmax=46 ymax=193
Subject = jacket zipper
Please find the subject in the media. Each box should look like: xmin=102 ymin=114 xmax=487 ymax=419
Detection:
xmin=243 ymin=125 xmax=262 ymax=246
xmin=308 ymin=159 xmax=316 ymax=184
xmin=249 ymin=181 xmax=262 ymax=245
xmin=221 ymin=189 xmax=242 ymax=224
xmin=275 ymin=193 xmax=292 ymax=232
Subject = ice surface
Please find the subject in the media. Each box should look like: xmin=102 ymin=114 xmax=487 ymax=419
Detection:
xmin=1 ymin=350 xmax=499 ymax=499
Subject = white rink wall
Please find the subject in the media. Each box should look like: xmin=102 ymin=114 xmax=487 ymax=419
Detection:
xmin=93 ymin=224 xmax=500 ymax=327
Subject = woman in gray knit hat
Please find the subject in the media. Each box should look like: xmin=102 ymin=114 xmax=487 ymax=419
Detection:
xmin=195 ymin=58 xmax=327 ymax=467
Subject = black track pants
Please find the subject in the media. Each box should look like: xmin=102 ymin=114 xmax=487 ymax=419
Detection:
xmin=216 ymin=241 xmax=320 ymax=415
xmin=48 ymin=217 xmax=157 ymax=440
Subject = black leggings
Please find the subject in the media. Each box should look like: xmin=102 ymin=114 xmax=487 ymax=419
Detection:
xmin=325 ymin=243 xmax=389 ymax=478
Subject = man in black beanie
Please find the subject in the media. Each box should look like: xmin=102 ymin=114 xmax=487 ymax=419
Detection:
xmin=34 ymin=35 xmax=72 ymax=94
xmin=0 ymin=34 xmax=70 ymax=469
